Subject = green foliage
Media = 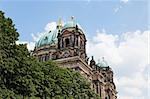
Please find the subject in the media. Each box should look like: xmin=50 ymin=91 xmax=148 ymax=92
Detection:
xmin=0 ymin=10 xmax=100 ymax=99
xmin=36 ymin=61 xmax=100 ymax=98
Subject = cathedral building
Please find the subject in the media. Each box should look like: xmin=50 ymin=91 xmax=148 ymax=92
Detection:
xmin=33 ymin=17 xmax=117 ymax=99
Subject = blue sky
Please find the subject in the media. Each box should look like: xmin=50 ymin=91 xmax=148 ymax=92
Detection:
xmin=0 ymin=0 xmax=149 ymax=99
xmin=0 ymin=0 xmax=148 ymax=42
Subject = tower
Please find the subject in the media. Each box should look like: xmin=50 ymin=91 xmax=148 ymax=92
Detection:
xmin=57 ymin=17 xmax=87 ymax=62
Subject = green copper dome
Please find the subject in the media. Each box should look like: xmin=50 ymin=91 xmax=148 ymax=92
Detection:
xmin=35 ymin=30 xmax=58 ymax=48
xmin=97 ymin=57 xmax=108 ymax=67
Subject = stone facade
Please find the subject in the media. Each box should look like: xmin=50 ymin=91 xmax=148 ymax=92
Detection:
xmin=33 ymin=17 xmax=117 ymax=99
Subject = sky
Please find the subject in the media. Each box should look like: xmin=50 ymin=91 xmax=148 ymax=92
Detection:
xmin=0 ymin=0 xmax=149 ymax=99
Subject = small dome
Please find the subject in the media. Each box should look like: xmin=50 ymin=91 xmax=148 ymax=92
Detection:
xmin=100 ymin=60 xmax=108 ymax=67
xmin=35 ymin=30 xmax=58 ymax=48
xmin=97 ymin=57 xmax=108 ymax=67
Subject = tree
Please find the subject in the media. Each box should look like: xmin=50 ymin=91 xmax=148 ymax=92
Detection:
xmin=0 ymin=10 xmax=100 ymax=99
xmin=37 ymin=61 xmax=100 ymax=98
xmin=0 ymin=10 xmax=19 ymax=98
xmin=0 ymin=10 xmax=40 ymax=98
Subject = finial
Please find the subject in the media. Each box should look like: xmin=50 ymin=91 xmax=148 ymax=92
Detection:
xmin=102 ymin=57 xmax=105 ymax=61
xmin=57 ymin=17 xmax=62 ymax=29
xmin=58 ymin=17 xmax=62 ymax=26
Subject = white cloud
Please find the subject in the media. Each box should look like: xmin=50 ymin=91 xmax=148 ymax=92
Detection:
xmin=124 ymin=87 xmax=142 ymax=96
xmin=118 ymin=95 xmax=144 ymax=99
xmin=117 ymin=73 xmax=147 ymax=89
xmin=86 ymin=30 xmax=149 ymax=99
xmin=114 ymin=5 xmax=122 ymax=13
xmin=16 ymin=41 xmax=35 ymax=51
xmin=44 ymin=22 xmax=57 ymax=32
xmin=120 ymin=0 xmax=129 ymax=4
xmin=31 ymin=32 xmax=45 ymax=42
xmin=114 ymin=0 xmax=129 ymax=13
xmin=32 ymin=22 xmax=57 ymax=42
xmin=87 ymin=30 xmax=122 ymax=65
